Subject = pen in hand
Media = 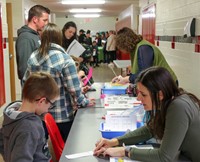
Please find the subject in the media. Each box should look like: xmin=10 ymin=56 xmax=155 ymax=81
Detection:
xmin=112 ymin=75 xmax=122 ymax=83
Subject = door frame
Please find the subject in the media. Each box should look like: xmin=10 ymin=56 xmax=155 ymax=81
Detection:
xmin=6 ymin=3 xmax=16 ymax=101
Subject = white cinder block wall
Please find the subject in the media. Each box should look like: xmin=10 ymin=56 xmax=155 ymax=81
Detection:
xmin=56 ymin=17 xmax=116 ymax=37
xmin=140 ymin=0 xmax=200 ymax=97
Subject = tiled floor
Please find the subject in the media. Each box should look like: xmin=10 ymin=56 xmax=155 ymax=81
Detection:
xmin=0 ymin=63 xmax=122 ymax=162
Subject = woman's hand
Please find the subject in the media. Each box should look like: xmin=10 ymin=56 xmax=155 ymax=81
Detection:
xmin=104 ymin=147 xmax=125 ymax=157
xmin=111 ymin=75 xmax=121 ymax=83
xmin=111 ymin=75 xmax=129 ymax=84
xmin=93 ymin=138 xmax=119 ymax=156
xmin=78 ymin=70 xmax=86 ymax=80
xmin=87 ymin=98 xmax=96 ymax=107
xmin=94 ymin=147 xmax=125 ymax=158
xmin=82 ymin=85 xmax=90 ymax=94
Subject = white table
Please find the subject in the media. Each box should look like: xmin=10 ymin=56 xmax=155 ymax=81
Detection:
xmin=113 ymin=60 xmax=131 ymax=68
xmin=113 ymin=60 xmax=131 ymax=75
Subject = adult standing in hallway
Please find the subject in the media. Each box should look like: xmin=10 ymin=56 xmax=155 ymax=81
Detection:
xmin=62 ymin=21 xmax=78 ymax=51
xmin=106 ymin=30 xmax=116 ymax=63
xmin=112 ymin=27 xmax=178 ymax=84
xmin=15 ymin=5 xmax=50 ymax=84
xmin=103 ymin=31 xmax=109 ymax=63
xmin=62 ymin=21 xmax=89 ymax=90
xmin=78 ymin=29 xmax=86 ymax=44
xmin=85 ymin=30 xmax=92 ymax=46
xmin=95 ymin=32 xmax=102 ymax=47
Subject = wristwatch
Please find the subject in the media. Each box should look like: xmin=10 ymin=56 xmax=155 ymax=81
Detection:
xmin=125 ymin=146 xmax=132 ymax=157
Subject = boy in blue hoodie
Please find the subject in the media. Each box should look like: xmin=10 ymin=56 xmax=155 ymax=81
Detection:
xmin=0 ymin=72 xmax=59 ymax=162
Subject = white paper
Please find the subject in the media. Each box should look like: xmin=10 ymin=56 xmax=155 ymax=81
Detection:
xmin=65 ymin=151 xmax=93 ymax=159
xmin=104 ymin=95 xmax=141 ymax=109
xmin=107 ymin=110 xmax=125 ymax=115
xmin=104 ymin=114 xmax=137 ymax=131
xmin=66 ymin=39 xmax=86 ymax=57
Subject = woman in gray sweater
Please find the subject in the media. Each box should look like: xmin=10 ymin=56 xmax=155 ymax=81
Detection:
xmin=94 ymin=66 xmax=200 ymax=162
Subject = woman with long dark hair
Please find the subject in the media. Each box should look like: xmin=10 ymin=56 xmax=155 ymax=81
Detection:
xmin=94 ymin=66 xmax=200 ymax=162
xmin=62 ymin=21 xmax=77 ymax=51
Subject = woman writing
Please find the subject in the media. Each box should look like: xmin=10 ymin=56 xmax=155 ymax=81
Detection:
xmin=94 ymin=66 xmax=200 ymax=162
xmin=112 ymin=27 xmax=178 ymax=85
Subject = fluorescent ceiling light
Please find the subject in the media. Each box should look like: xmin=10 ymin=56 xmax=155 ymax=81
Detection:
xmin=69 ymin=8 xmax=102 ymax=13
xmin=62 ymin=0 xmax=105 ymax=4
xmin=74 ymin=14 xmax=100 ymax=18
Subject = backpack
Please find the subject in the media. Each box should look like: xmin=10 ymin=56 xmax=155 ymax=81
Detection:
xmin=80 ymin=44 xmax=93 ymax=63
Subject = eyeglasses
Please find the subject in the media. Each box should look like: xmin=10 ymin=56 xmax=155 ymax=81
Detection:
xmin=46 ymin=98 xmax=56 ymax=109
xmin=35 ymin=98 xmax=56 ymax=109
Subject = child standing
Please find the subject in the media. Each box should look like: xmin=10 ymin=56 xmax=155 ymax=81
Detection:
xmin=91 ymin=40 xmax=99 ymax=67
xmin=0 ymin=72 xmax=59 ymax=162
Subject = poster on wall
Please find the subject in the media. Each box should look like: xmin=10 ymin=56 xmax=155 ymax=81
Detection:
xmin=0 ymin=3 xmax=6 ymax=107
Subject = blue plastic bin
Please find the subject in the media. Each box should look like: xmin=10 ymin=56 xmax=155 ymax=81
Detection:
xmin=101 ymin=87 xmax=127 ymax=95
xmin=99 ymin=122 xmax=126 ymax=139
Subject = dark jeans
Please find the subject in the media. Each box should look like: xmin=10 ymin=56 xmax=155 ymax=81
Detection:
xmin=42 ymin=120 xmax=73 ymax=142
xmin=42 ymin=120 xmax=49 ymax=140
xmin=103 ymin=52 xmax=108 ymax=63
xmin=107 ymin=50 xmax=116 ymax=63
xmin=57 ymin=120 xmax=73 ymax=142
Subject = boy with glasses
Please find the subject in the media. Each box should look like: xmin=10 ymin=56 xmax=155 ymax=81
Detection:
xmin=0 ymin=72 xmax=59 ymax=162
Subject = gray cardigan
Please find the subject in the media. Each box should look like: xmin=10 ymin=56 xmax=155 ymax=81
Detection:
xmin=117 ymin=94 xmax=200 ymax=162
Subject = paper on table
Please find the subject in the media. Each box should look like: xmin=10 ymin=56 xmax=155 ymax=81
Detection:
xmin=104 ymin=95 xmax=141 ymax=109
xmin=65 ymin=151 xmax=93 ymax=159
xmin=104 ymin=114 xmax=136 ymax=131
xmin=66 ymin=39 xmax=86 ymax=57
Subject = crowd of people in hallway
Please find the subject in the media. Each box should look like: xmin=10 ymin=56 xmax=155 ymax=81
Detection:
xmin=0 ymin=3 xmax=200 ymax=162
xmin=77 ymin=28 xmax=118 ymax=65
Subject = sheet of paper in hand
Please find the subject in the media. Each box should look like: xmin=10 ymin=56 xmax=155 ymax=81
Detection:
xmin=66 ymin=39 xmax=86 ymax=57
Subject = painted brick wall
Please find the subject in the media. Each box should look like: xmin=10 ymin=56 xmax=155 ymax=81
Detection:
xmin=140 ymin=0 xmax=200 ymax=97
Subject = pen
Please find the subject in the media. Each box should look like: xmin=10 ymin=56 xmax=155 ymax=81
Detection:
xmin=108 ymin=63 xmax=118 ymax=77
xmin=85 ymin=76 xmax=92 ymax=85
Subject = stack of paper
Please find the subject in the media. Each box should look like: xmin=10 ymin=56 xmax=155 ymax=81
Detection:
xmin=104 ymin=95 xmax=141 ymax=109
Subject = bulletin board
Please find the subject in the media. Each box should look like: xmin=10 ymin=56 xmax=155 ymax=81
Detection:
xmin=0 ymin=3 xmax=5 ymax=107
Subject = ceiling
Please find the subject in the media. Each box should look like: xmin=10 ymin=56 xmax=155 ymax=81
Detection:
xmin=31 ymin=0 xmax=139 ymax=18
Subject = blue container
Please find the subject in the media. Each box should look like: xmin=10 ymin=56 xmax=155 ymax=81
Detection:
xmin=99 ymin=122 xmax=126 ymax=139
xmin=137 ymin=121 xmax=144 ymax=128
xmin=101 ymin=87 xmax=127 ymax=95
